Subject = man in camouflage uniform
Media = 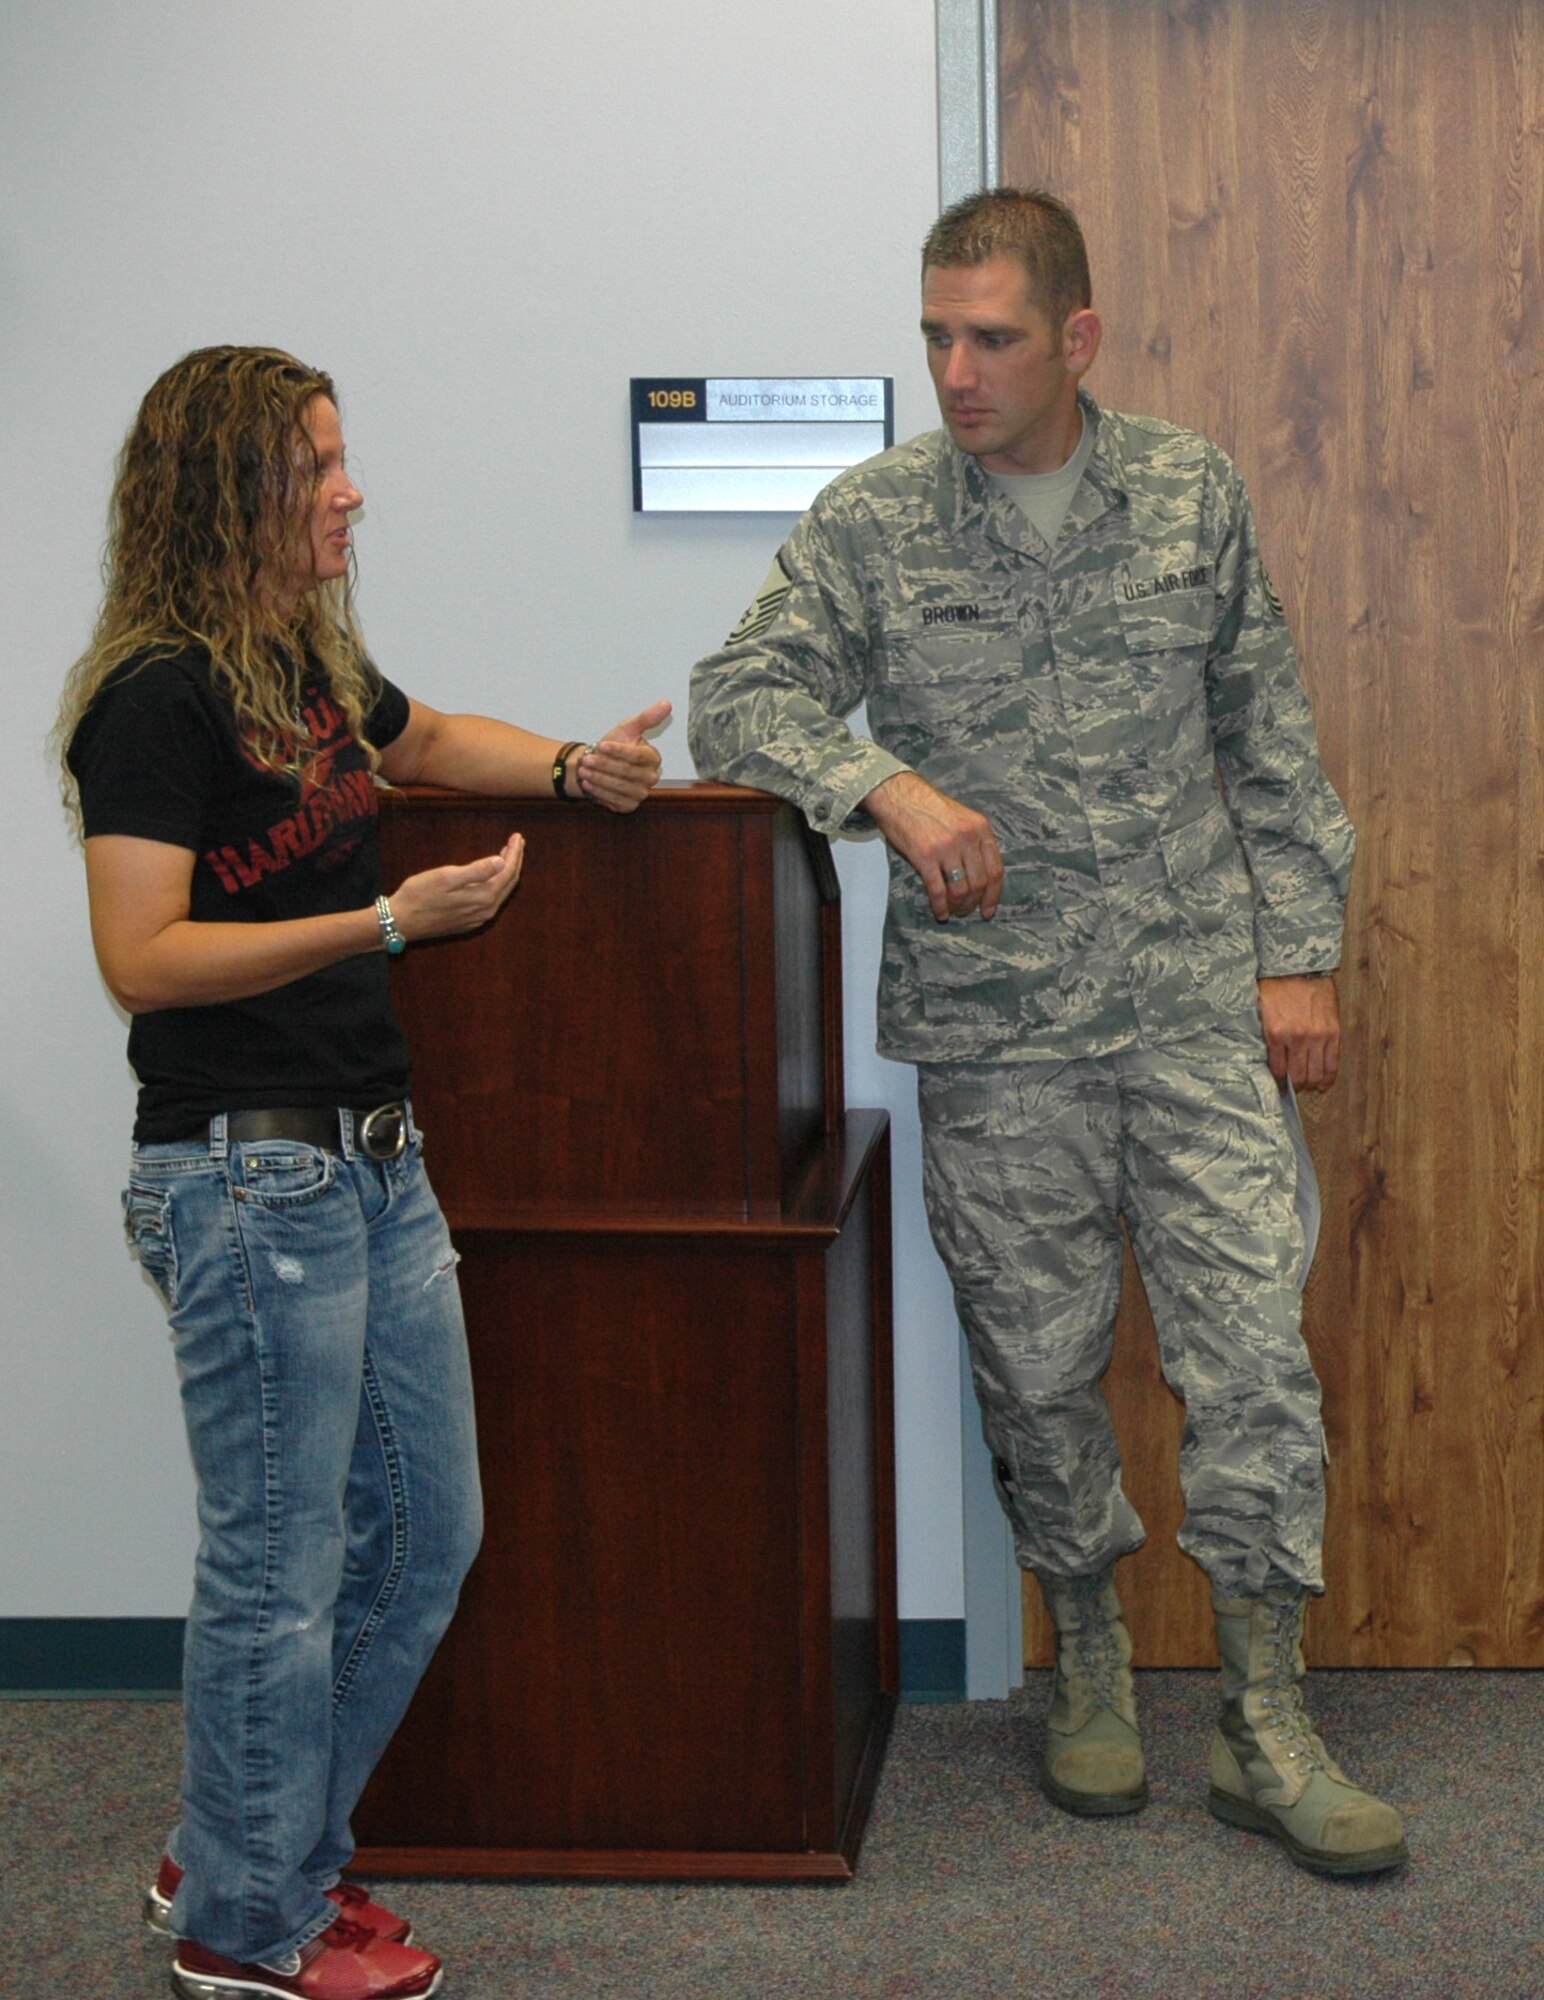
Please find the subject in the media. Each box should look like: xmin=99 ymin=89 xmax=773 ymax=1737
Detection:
xmin=689 ymin=189 xmax=1406 ymax=1874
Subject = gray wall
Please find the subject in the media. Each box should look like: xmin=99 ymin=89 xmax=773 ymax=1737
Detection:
xmin=0 ymin=1 xmax=964 ymax=1620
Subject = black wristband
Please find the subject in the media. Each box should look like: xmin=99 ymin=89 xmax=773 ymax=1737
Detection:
xmin=551 ymin=741 xmax=584 ymax=800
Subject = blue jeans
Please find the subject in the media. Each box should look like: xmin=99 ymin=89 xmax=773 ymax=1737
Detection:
xmin=123 ymin=1111 xmax=483 ymax=1964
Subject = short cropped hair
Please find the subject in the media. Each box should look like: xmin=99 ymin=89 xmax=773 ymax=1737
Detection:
xmin=922 ymin=187 xmax=1092 ymax=328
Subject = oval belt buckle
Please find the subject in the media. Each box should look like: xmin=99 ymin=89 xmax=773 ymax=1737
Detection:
xmin=359 ymin=1103 xmax=408 ymax=1161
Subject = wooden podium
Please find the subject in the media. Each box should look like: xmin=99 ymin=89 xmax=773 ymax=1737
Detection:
xmin=354 ymin=783 xmax=897 ymax=1880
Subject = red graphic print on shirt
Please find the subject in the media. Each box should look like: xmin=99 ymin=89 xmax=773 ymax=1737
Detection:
xmin=204 ymin=687 xmax=377 ymax=894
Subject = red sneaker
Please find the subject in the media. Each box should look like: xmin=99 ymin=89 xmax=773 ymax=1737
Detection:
xmin=327 ymin=1882 xmax=415 ymax=1942
xmin=145 ymin=1855 xmax=413 ymax=1944
xmin=172 ymin=1915 xmax=441 ymax=2000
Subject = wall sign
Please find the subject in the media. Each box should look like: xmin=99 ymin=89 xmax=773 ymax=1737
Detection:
xmin=632 ymin=377 xmax=894 ymax=513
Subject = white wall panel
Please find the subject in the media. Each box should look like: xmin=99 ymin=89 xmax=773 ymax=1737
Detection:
xmin=0 ymin=0 xmax=963 ymax=1619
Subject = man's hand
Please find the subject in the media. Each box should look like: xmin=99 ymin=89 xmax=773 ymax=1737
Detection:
xmin=1258 ymin=974 xmax=1341 ymax=1091
xmin=576 ymin=699 xmax=672 ymax=811
xmin=864 ymin=769 xmax=1004 ymax=921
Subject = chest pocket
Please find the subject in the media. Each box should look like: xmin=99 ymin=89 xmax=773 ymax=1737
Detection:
xmin=1113 ymin=565 xmax=1214 ymax=772
xmin=1112 ymin=548 xmax=1216 ymax=656
xmin=1113 ymin=575 xmax=1213 ymax=657
xmin=875 ymin=623 xmax=1023 ymax=738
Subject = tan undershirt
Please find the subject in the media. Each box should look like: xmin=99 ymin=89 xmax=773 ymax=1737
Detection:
xmin=985 ymin=413 xmax=1095 ymax=550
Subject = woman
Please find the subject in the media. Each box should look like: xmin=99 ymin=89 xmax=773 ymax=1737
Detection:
xmin=56 ymin=346 xmax=668 ymax=2000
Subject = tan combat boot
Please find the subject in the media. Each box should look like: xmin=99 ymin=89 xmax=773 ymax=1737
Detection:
xmin=1209 ymin=1589 xmax=1408 ymax=1875
xmin=1037 ymin=1569 xmax=1148 ymax=1816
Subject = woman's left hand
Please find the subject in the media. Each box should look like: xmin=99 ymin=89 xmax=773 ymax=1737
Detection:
xmin=576 ymin=700 xmax=672 ymax=811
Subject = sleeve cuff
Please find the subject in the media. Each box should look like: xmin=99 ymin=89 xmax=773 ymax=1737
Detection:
xmin=798 ymin=743 xmax=912 ymax=837
xmin=1254 ymin=909 xmax=1346 ymax=977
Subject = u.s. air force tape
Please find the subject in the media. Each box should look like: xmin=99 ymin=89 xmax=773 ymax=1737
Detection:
xmin=728 ymin=552 xmax=793 ymax=644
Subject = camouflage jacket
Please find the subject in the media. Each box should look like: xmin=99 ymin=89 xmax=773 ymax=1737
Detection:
xmin=688 ymin=394 xmax=1355 ymax=1065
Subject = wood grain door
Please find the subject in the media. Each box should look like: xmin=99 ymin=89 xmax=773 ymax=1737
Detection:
xmin=998 ymin=0 xmax=1544 ymax=1666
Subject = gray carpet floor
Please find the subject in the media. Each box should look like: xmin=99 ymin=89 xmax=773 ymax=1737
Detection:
xmin=3 ymin=1673 xmax=1540 ymax=1999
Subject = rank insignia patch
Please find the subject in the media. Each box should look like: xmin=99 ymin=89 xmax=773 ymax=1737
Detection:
xmin=729 ymin=554 xmax=794 ymax=644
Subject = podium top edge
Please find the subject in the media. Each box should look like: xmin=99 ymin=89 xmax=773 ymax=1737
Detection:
xmin=381 ymin=781 xmax=792 ymax=814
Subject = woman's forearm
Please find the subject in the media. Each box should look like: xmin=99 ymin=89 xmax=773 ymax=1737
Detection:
xmin=94 ymin=905 xmax=382 ymax=1014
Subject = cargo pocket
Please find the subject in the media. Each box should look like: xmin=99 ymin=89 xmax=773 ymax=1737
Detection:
xmin=911 ymin=864 xmax=1062 ymax=1034
xmin=1160 ymin=799 xmax=1251 ymax=944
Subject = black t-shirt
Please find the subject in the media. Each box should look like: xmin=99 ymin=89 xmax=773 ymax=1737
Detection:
xmin=68 ymin=647 xmax=414 ymax=1142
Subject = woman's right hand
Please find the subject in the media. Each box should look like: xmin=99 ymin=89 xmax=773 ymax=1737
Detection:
xmin=388 ymin=834 xmax=525 ymax=942
xmin=82 ymin=830 xmax=527 ymax=1014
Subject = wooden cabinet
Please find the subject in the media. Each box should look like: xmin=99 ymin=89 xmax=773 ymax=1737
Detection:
xmin=354 ymin=785 xmax=897 ymax=1878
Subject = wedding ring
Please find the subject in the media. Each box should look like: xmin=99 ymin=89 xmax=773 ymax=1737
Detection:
xmin=945 ymin=868 xmax=967 ymax=883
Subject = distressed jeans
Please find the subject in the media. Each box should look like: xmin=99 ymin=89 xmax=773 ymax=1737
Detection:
xmin=123 ymin=1111 xmax=482 ymax=1964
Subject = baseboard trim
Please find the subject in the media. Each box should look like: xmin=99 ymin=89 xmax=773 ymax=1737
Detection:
xmin=1 ymin=1615 xmax=968 ymax=1703
xmin=897 ymin=1618 xmax=966 ymax=1703
xmin=0 ymin=1618 xmax=184 ymax=1698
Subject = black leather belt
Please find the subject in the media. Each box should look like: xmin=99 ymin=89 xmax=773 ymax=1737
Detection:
xmin=225 ymin=1104 xmax=409 ymax=1161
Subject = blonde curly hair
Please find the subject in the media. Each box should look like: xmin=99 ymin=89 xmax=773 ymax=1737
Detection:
xmin=54 ymin=345 xmax=382 ymax=830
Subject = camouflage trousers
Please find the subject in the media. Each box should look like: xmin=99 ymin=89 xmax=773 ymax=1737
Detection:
xmin=917 ymin=1043 xmax=1326 ymax=1597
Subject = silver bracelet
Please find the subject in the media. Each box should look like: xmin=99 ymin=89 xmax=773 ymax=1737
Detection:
xmin=375 ymin=894 xmax=407 ymax=956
